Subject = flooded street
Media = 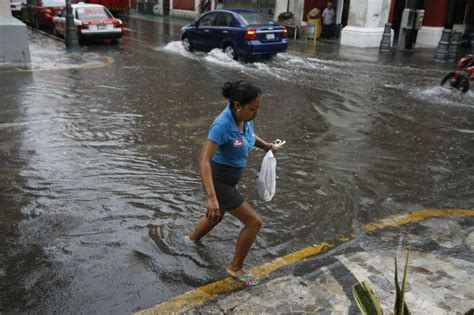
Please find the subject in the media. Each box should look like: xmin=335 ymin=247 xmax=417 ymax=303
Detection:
xmin=1 ymin=16 xmax=473 ymax=314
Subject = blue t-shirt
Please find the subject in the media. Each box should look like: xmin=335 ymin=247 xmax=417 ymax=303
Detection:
xmin=208 ymin=104 xmax=256 ymax=168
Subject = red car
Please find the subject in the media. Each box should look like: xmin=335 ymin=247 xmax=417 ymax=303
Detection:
xmin=52 ymin=3 xmax=123 ymax=43
xmin=21 ymin=0 xmax=65 ymax=29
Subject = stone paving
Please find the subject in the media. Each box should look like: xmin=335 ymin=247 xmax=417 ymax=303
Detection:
xmin=192 ymin=216 xmax=474 ymax=314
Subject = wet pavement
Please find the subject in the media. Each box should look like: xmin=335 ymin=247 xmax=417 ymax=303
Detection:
xmin=1 ymin=15 xmax=473 ymax=314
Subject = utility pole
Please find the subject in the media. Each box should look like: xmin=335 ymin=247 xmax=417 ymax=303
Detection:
xmin=65 ymin=0 xmax=78 ymax=48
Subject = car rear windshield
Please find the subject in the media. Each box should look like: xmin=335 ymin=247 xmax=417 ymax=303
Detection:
xmin=76 ymin=7 xmax=111 ymax=19
xmin=238 ymin=12 xmax=276 ymax=26
xmin=42 ymin=0 xmax=64 ymax=6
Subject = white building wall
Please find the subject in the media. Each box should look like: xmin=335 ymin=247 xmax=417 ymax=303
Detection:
xmin=416 ymin=26 xmax=443 ymax=48
xmin=341 ymin=0 xmax=392 ymax=48
xmin=166 ymin=0 xmax=305 ymax=22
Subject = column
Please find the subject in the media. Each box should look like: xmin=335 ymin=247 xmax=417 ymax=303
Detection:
xmin=0 ymin=0 xmax=31 ymax=66
xmin=340 ymin=0 xmax=392 ymax=48
xmin=416 ymin=0 xmax=448 ymax=48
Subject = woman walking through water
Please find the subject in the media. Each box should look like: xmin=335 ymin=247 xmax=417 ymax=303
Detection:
xmin=187 ymin=80 xmax=277 ymax=286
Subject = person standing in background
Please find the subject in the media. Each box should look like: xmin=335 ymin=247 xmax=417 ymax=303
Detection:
xmin=321 ymin=2 xmax=336 ymax=39
xmin=216 ymin=0 xmax=224 ymax=10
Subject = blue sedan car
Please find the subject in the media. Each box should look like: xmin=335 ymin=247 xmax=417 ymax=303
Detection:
xmin=181 ymin=9 xmax=288 ymax=60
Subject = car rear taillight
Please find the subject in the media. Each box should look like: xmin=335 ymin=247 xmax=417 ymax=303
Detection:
xmin=43 ymin=8 xmax=52 ymax=18
xmin=282 ymin=28 xmax=288 ymax=38
xmin=77 ymin=23 xmax=87 ymax=32
xmin=112 ymin=19 xmax=122 ymax=28
xmin=244 ymin=28 xmax=257 ymax=40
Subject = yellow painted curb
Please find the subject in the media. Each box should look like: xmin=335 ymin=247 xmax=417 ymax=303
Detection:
xmin=135 ymin=208 xmax=474 ymax=314
xmin=363 ymin=208 xmax=474 ymax=232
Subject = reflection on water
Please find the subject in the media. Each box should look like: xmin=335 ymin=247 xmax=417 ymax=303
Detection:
xmin=1 ymin=26 xmax=473 ymax=314
xmin=24 ymin=32 xmax=113 ymax=71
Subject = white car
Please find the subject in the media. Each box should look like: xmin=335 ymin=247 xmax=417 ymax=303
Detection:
xmin=52 ymin=2 xmax=123 ymax=43
xmin=10 ymin=0 xmax=25 ymax=17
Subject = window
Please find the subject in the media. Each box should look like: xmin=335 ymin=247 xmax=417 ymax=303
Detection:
xmin=198 ymin=12 xmax=217 ymax=26
xmin=238 ymin=12 xmax=275 ymax=26
xmin=75 ymin=6 xmax=111 ymax=19
xmin=41 ymin=0 xmax=65 ymax=6
xmin=215 ymin=13 xmax=232 ymax=27
xmin=173 ymin=0 xmax=194 ymax=11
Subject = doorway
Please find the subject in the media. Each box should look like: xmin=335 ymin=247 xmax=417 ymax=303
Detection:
xmin=303 ymin=0 xmax=336 ymax=21
xmin=391 ymin=0 xmax=425 ymax=47
xmin=340 ymin=0 xmax=350 ymax=27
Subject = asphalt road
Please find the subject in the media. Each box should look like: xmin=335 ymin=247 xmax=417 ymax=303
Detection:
xmin=1 ymin=15 xmax=473 ymax=314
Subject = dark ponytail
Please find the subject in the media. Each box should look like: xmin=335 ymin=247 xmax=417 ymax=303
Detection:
xmin=221 ymin=81 xmax=261 ymax=108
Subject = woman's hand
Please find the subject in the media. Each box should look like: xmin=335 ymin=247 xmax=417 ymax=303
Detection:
xmin=206 ymin=197 xmax=221 ymax=224
xmin=267 ymin=139 xmax=285 ymax=153
xmin=255 ymin=135 xmax=280 ymax=153
xmin=267 ymin=143 xmax=278 ymax=153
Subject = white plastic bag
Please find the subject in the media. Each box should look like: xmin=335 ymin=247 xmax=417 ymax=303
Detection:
xmin=256 ymin=139 xmax=285 ymax=202
xmin=256 ymin=150 xmax=276 ymax=202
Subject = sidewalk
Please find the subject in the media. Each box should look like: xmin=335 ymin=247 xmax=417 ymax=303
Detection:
xmin=286 ymin=36 xmax=458 ymax=72
xmin=136 ymin=209 xmax=474 ymax=314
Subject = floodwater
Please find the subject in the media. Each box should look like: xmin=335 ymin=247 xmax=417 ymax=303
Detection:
xmin=1 ymin=16 xmax=473 ymax=314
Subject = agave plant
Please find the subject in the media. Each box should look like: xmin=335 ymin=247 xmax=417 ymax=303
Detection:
xmin=352 ymin=249 xmax=411 ymax=315
xmin=394 ymin=250 xmax=411 ymax=315
xmin=352 ymin=281 xmax=383 ymax=315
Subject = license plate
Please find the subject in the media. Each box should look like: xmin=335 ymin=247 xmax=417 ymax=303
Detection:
xmin=266 ymin=33 xmax=275 ymax=40
xmin=97 ymin=24 xmax=106 ymax=30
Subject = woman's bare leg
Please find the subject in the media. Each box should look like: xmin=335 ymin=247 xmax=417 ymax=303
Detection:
xmin=188 ymin=212 xmax=225 ymax=242
xmin=226 ymin=201 xmax=262 ymax=281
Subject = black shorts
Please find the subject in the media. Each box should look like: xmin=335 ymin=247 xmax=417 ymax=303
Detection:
xmin=211 ymin=161 xmax=245 ymax=211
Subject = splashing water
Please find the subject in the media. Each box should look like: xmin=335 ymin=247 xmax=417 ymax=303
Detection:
xmin=410 ymin=86 xmax=474 ymax=108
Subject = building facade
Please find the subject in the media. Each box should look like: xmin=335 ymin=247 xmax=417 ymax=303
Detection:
xmin=341 ymin=0 xmax=473 ymax=48
xmin=133 ymin=0 xmax=473 ymax=49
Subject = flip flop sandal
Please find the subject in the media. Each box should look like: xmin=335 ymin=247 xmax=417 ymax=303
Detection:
xmin=231 ymin=272 xmax=260 ymax=287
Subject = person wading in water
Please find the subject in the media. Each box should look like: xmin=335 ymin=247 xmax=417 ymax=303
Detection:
xmin=187 ymin=80 xmax=277 ymax=286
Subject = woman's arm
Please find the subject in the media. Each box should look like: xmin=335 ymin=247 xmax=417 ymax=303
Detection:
xmin=255 ymin=135 xmax=277 ymax=152
xmin=199 ymin=140 xmax=220 ymax=223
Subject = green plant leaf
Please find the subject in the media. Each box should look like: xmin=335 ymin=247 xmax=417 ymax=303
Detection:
xmin=394 ymin=251 xmax=411 ymax=315
xmin=352 ymin=281 xmax=383 ymax=315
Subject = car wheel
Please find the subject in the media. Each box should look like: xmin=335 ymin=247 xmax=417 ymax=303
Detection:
xmin=441 ymin=72 xmax=456 ymax=87
xmin=441 ymin=71 xmax=470 ymax=93
xmin=182 ymin=36 xmax=192 ymax=52
xmin=457 ymin=76 xmax=470 ymax=93
xmin=224 ymin=45 xmax=237 ymax=60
